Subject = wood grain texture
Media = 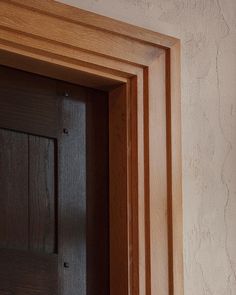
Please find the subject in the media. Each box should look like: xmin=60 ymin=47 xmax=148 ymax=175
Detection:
xmin=0 ymin=1 xmax=160 ymax=67
xmin=29 ymin=136 xmax=56 ymax=254
xmin=86 ymin=89 xmax=109 ymax=295
xmin=0 ymin=65 xmax=112 ymax=295
xmin=0 ymin=1 xmax=183 ymax=294
xmin=148 ymin=53 xmax=169 ymax=295
xmin=109 ymin=85 xmax=129 ymax=295
xmin=57 ymin=83 xmax=110 ymax=295
xmin=58 ymin=91 xmax=87 ymax=295
xmin=0 ymin=248 xmax=58 ymax=295
xmin=0 ymin=27 xmax=143 ymax=83
xmin=0 ymin=45 xmax=128 ymax=91
xmin=128 ymin=76 xmax=141 ymax=295
xmin=135 ymin=71 xmax=147 ymax=295
xmin=0 ymin=66 xmax=59 ymax=138
xmin=0 ymin=129 xmax=28 ymax=250
xmin=168 ymin=42 xmax=184 ymax=295
xmin=7 ymin=0 xmax=178 ymax=48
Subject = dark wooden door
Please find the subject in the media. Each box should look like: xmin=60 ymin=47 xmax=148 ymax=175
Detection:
xmin=0 ymin=66 xmax=109 ymax=295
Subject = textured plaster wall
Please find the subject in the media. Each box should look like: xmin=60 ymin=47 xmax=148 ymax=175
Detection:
xmin=58 ymin=0 xmax=236 ymax=294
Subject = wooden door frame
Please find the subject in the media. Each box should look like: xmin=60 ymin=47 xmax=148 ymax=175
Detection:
xmin=0 ymin=1 xmax=183 ymax=295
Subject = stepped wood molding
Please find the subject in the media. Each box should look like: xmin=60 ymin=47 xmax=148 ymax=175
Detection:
xmin=0 ymin=1 xmax=183 ymax=295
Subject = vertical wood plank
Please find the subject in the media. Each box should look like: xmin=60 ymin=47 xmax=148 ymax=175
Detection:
xmin=86 ymin=89 xmax=109 ymax=295
xmin=58 ymin=88 xmax=87 ymax=295
xmin=109 ymin=84 xmax=129 ymax=295
xmin=135 ymin=71 xmax=146 ymax=295
xmin=168 ymin=42 xmax=184 ymax=295
xmin=29 ymin=135 xmax=56 ymax=254
xmin=0 ymin=128 xmax=28 ymax=250
xmin=148 ymin=53 xmax=170 ymax=295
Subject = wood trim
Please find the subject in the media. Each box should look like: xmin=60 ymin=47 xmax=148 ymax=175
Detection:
xmin=0 ymin=1 xmax=183 ymax=295
xmin=0 ymin=1 xmax=161 ymax=66
xmin=109 ymin=84 xmax=130 ymax=295
xmin=148 ymin=52 xmax=169 ymax=294
xmin=168 ymin=42 xmax=183 ymax=295
xmin=6 ymin=0 xmax=178 ymax=48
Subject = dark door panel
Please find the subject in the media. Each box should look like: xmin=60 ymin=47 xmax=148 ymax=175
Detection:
xmin=0 ymin=129 xmax=56 ymax=253
xmin=0 ymin=129 xmax=28 ymax=251
xmin=0 ymin=66 xmax=59 ymax=138
xmin=29 ymin=135 xmax=56 ymax=254
xmin=0 ymin=249 xmax=58 ymax=295
xmin=0 ymin=65 xmax=109 ymax=295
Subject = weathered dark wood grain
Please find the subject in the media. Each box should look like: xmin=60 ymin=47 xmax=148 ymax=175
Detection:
xmin=58 ymin=88 xmax=87 ymax=295
xmin=0 ymin=248 xmax=58 ymax=295
xmin=0 ymin=65 xmax=110 ymax=295
xmin=29 ymin=136 xmax=56 ymax=254
xmin=0 ymin=66 xmax=59 ymax=138
xmin=0 ymin=128 xmax=28 ymax=250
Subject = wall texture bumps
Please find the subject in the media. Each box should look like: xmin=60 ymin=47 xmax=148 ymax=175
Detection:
xmin=59 ymin=0 xmax=236 ymax=294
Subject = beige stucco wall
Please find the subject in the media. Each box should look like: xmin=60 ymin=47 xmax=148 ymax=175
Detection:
xmin=58 ymin=0 xmax=236 ymax=294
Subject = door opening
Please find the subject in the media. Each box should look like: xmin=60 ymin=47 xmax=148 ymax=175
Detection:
xmin=0 ymin=65 xmax=109 ymax=295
